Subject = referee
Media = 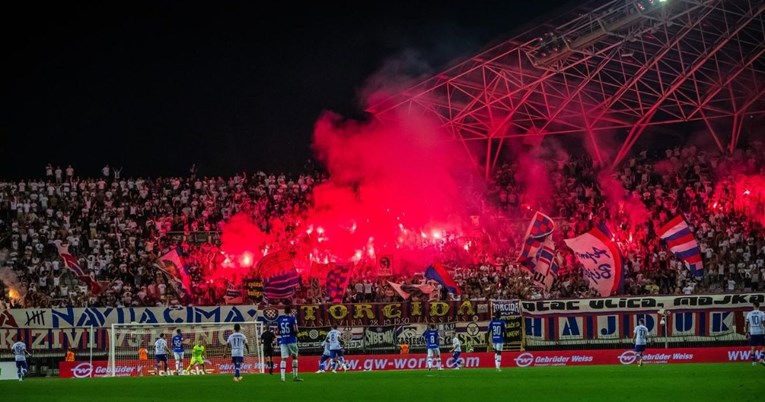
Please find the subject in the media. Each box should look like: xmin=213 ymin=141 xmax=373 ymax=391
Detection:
xmin=261 ymin=326 xmax=276 ymax=375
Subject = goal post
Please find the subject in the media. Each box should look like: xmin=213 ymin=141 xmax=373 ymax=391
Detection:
xmin=108 ymin=321 xmax=264 ymax=377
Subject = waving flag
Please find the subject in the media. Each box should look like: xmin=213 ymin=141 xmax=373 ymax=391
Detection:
xmin=517 ymin=212 xmax=555 ymax=263
xmin=55 ymin=241 xmax=102 ymax=295
xmin=424 ymin=262 xmax=461 ymax=295
xmin=224 ymin=283 xmax=244 ymax=305
xmin=564 ymin=223 xmax=624 ymax=297
xmin=156 ymin=248 xmax=192 ymax=293
xmin=517 ymin=212 xmax=558 ymax=290
xmin=550 ymin=252 xmax=561 ymax=276
xmin=264 ymin=270 xmax=301 ymax=300
xmin=387 ymin=281 xmax=435 ymax=300
xmin=530 ymin=236 xmax=558 ymax=290
xmin=326 ymin=265 xmax=350 ymax=303
xmin=258 ymin=249 xmax=300 ymax=300
xmin=658 ymin=215 xmax=704 ymax=276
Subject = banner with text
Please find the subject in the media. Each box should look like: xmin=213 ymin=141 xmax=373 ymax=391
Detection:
xmin=362 ymin=322 xmax=488 ymax=351
xmin=564 ymin=224 xmax=624 ymax=297
xmin=0 ymin=306 xmax=261 ymax=329
xmin=58 ymin=356 xmax=261 ymax=378
xmin=296 ymin=326 xmax=331 ymax=354
xmin=491 ymin=300 xmax=523 ymax=345
xmin=524 ymin=311 xmax=742 ymax=342
xmin=298 ymin=300 xmax=491 ymax=327
xmin=60 ymin=346 xmax=758 ymax=377
xmin=520 ymin=294 xmax=765 ymax=315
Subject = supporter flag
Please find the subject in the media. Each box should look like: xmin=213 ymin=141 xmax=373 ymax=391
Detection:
xmin=387 ymin=281 xmax=435 ymax=300
xmin=326 ymin=265 xmax=350 ymax=303
xmin=517 ymin=212 xmax=557 ymax=290
xmin=424 ymin=262 xmax=461 ymax=295
xmin=550 ymin=252 xmax=561 ymax=276
xmin=156 ymin=248 xmax=192 ymax=293
xmin=258 ymin=249 xmax=300 ymax=300
xmin=658 ymin=215 xmax=704 ymax=276
xmin=55 ymin=241 xmax=102 ymax=295
xmin=264 ymin=270 xmax=301 ymax=300
xmin=378 ymin=255 xmax=393 ymax=276
xmin=530 ymin=236 xmax=558 ymax=290
xmin=388 ymin=281 xmax=410 ymax=299
xmin=224 ymin=283 xmax=243 ymax=305
xmin=564 ymin=223 xmax=624 ymax=297
xmin=516 ymin=212 xmax=555 ymax=263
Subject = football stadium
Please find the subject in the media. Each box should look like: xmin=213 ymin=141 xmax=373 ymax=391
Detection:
xmin=2 ymin=0 xmax=765 ymax=401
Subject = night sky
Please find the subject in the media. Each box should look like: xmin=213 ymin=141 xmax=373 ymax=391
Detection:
xmin=2 ymin=1 xmax=571 ymax=179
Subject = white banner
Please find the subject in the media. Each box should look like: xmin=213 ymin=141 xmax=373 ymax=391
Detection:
xmin=563 ymin=224 xmax=623 ymax=297
xmin=0 ymin=305 xmax=260 ymax=329
xmin=521 ymin=294 xmax=765 ymax=315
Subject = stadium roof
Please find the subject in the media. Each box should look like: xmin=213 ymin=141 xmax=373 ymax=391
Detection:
xmin=369 ymin=0 xmax=765 ymax=176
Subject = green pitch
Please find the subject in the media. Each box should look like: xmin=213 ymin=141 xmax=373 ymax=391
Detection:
xmin=3 ymin=364 xmax=761 ymax=402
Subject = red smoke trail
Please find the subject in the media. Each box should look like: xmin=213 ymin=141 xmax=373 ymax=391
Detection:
xmin=711 ymin=173 xmax=765 ymax=226
xmin=597 ymin=170 xmax=649 ymax=231
xmin=214 ymin=111 xmax=478 ymax=282
xmin=513 ymin=149 xmax=554 ymax=212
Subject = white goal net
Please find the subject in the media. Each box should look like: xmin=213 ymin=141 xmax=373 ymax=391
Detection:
xmin=108 ymin=322 xmax=263 ymax=377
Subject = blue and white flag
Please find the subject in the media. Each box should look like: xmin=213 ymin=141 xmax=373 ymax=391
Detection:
xmin=264 ymin=270 xmax=301 ymax=300
xmin=658 ymin=215 xmax=703 ymax=276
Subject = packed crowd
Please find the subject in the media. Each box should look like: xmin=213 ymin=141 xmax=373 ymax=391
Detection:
xmin=1 ymin=141 xmax=764 ymax=309
xmin=0 ymin=164 xmax=324 ymax=308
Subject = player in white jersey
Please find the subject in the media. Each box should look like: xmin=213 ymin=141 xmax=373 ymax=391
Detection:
xmin=225 ymin=323 xmax=249 ymax=382
xmin=325 ymin=325 xmax=346 ymax=372
xmin=450 ymin=334 xmax=462 ymax=370
xmin=745 ymin=301 xmax=765 ymax=366
xmin=154 ymin=333 xmax=171 ymax=375
xmin=632 ymin=319 xmax=649 ymax=367
xmin=316 ymin=339 xmax=332 ymax=373
xmin=12 ymin=340 xmax=32 ymax=381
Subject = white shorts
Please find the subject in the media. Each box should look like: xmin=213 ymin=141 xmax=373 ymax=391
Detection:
xmin=174 ymin=352 xmax=184 ymax=360
xmin=493 ymin=343 xmax=504 ymax=352
xmin=427 ymin=348 xmax=441 ymax=358
xmin=280 ymin=343 xmax=299 ymax=359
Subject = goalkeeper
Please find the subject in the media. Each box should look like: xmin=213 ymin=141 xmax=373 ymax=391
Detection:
xmin=186 ymin=341 xmax=207 ymax=374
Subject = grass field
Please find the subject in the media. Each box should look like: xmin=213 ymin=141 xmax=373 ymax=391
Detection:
xmin=2 ymin=363 xmax=762 ymax=402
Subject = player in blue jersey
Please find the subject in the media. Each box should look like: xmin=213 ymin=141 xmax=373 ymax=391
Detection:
xmin=11 ymin=340 xmax=32 ymax=381
xmin=745 ymin=302 xmax=765 ymax=366
xmin=489 ymin=312 xmax=505 ymax=372
xmin=633 ymin=319 xmax=649 ymax=367
xmin=422 ymin=324 xmax=442 ymax=371
xmin=316 ymin=338 xmax=332 ymax=373
xmin=154 ymin=333 xmax=171 ymax=375
xmin=172 ymin=328 xmax=185 ymax=375
xmin=277 ymin=305 xmax=303 ymax=382
xmin=225 ymin=323 xmax=249 ymax=382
